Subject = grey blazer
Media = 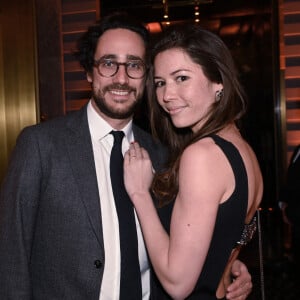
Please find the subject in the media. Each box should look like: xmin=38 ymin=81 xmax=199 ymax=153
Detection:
xmin=0 ymin=105 xmax=169 ymax=299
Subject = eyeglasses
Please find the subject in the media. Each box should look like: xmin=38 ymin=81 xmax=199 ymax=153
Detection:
xmin=93 ymin=58 xmax=147 ymax=79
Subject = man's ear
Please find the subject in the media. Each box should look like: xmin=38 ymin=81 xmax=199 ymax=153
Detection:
xmin=87 ymin=72 xmax=93 ymax=83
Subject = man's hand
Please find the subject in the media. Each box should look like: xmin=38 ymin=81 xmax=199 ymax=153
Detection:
xmin=226 ymin=259 xmax=252 ymax=299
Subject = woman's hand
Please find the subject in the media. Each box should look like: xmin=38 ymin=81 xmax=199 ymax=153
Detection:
xmin=124 ymin=142 xmax=154 ymax=203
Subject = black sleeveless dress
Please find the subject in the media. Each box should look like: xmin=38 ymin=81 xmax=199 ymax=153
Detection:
xmin=184 ymin=134 xmax=249 ymax=299
xmin=156 ymin=135 xmax=251 ymax=299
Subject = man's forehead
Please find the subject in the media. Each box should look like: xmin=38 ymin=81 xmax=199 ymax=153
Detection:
xmin=97 ymin=28 xmax=145 ymax=47
xmin=95 ymin=29 xmax=146 ymax=59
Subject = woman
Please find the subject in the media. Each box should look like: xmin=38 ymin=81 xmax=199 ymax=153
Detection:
xmin=124 ymin=24 xmax=263 ymax=299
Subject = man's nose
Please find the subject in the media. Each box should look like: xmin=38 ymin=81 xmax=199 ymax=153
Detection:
xmin=112 ymin=65 xmax=129 ymax=84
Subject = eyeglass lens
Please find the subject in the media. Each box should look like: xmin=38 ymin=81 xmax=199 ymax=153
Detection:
xmin=95 ymin=60 xmax=146 ymax=79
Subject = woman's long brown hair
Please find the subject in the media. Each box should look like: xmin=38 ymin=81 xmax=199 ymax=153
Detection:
xmin=146 ymin=24 xmax=247 ymax=206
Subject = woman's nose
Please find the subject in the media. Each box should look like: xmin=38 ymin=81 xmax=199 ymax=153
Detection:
xmin=162 ymin=84 xmax=176 ymax=102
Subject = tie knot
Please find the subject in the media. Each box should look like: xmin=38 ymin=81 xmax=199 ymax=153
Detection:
xmin=110 ymin=130 xmax=125 ymax=146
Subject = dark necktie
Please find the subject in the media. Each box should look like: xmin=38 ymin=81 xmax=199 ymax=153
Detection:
xmin=109 ymin=131 xmax=142 ymax=299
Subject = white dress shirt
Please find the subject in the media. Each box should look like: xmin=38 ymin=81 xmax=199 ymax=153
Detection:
xmin=87 ymin=101 xmax=150 ymax=299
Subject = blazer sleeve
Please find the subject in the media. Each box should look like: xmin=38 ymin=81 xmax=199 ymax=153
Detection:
xmin=0 ymin=126 xmax=42 ymax=299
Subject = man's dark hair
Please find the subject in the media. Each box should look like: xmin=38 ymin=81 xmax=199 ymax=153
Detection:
xmin=76 ymin=12 xmax=149 ymax=73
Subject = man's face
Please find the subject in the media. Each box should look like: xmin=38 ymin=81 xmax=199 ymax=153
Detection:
xmin=87 ymin=28 xmax=146 ymax=124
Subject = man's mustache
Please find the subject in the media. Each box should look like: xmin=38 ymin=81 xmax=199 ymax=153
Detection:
xmin=103 ymin=84 xmax=136 ymax=93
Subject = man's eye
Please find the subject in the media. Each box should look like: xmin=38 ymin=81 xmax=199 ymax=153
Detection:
xmin=127 ymin=61 xmax=143 ymax=70
xmin=102 ymin=60 xmax=116 ymax=68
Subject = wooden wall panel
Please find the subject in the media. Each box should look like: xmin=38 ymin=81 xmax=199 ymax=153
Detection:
xmin=35 ymin=0 xmax=65 ymax=120
xmin=0 ymin=0 xmax=37 ymax=183
xmin=61 ymin=0 xmax=100 ymax=113
xmin=35 ymin=0 xmax=100 ymax=120
xmin=282 ymin=0 xmax=300 ymax=162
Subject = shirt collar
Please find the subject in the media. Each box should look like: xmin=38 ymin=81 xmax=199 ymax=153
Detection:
xmin=87 ymin=100 xmax=134 ymax=142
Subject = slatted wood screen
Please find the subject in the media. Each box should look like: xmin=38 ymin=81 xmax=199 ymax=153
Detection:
xmin=282 ymin=0 xmax=300 ymax=162
xmin=61 ymin=0 xmax=99 ymax=113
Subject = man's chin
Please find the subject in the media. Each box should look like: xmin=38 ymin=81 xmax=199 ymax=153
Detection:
xmin=92 ymin=96 xmax=140 ymax=120
xmin=109 ymin=111 xmax=134 ymax=119
xmin=99 ymin=105 xmax=136 ymax=120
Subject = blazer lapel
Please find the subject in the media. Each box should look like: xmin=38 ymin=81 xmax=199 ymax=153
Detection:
xmin=65 ymin=106 xmax=103 ymax=246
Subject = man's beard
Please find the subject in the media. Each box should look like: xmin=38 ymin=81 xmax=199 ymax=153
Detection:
xmin=92 ymin=83 xmax=142 ymax=119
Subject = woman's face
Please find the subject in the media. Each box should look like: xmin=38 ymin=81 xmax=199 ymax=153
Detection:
xmin=153 ymin=48 xmax=223 ymax=132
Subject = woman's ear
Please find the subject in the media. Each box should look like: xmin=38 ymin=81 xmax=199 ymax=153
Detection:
xmin=215 ymin=87 xmax=224 ymax=102
xmin=215 ymin=82 xmax=223 ymax=92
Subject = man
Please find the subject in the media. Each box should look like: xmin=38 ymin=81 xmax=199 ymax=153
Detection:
xmin=0 ymin=12 xmax=252 ymax=299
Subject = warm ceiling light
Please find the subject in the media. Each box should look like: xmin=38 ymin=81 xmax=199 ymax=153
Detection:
xmin=162 ymin=0 xmax=169 ymax=21
xmin=146 ymin=22 xmax=162 ymax=34
xmin=194 ymin=3 xmax=200 ymax=22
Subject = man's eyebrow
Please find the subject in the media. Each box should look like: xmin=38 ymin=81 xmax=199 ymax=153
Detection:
xmin=99 ymin=54 xmax=117 ymax=60
xmin=97 ymin=54 xmax=143 ymax=61
xmin=127 ymin=55 xmax=144 ymax=61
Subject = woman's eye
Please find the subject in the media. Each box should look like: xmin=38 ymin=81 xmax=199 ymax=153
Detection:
xmin=154 ymin=81 xmax=165 ymax=88
xmin=177 ymin=75 xmax=188 ymax=82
